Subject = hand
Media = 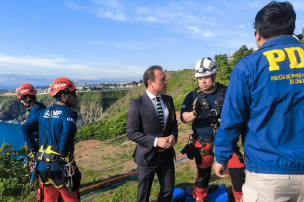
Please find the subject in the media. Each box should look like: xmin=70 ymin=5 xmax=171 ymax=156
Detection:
xmin=218 ymin=119 xmax=221 ymax=122
xmin=193 ymin=98 xmax=205 ymax=116
xmin=60 ymin=154 xmax=74 ymax=165
xmin=214 ymin=161 xmax=228 ymax=178
xmin=157 ymin=137 xmax=171 ymax=149
xmin=168 ymin=135 xmax=176 ymax=147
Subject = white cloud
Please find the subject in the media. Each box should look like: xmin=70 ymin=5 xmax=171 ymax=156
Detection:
xmin=66 ymin=0 xmax=255 ymax=46
xmin=0 ymin=53 xmax=147 ymax=78
xmin=66 ymin=0 xmax=216 ymax=25
xmin=0 ymin=54 xmax=93 ymax=71
xmin=89 ymin=38 xmax=178 ymax=50
xmin=66 ymin=0 xmax=126 ymax=21
xmin=136 ymin=16 xmax=158 ymax=22
xmin=181 ymin=26 xmax=215 ymax=39
xmin=95 ymin=0 xmax=126 ymax=21
xmin=248 ymin=1 xmax=260 ymax=7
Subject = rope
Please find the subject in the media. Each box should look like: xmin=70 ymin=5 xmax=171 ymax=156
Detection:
xmin=75 ymin=133 xmax=127 ymax=154
xmin=79 ymin=171 xmax=139 ymax=191
xmin=81 ymin=159 xmax=134 ymax=180
xmin=76 ymin=112 xmax=182 ymax=154
xmin=80 ymin=176 xmax=138 ymax=200
xmin=79 ymin=155 xmax=187 ymax=192
xmin=80 ymin=155 xmax=188 ymax=200
xmin=80 ymin=136 xmax=189 ymax=179
xmin=23 ymin=195 xmax=36 ymax=201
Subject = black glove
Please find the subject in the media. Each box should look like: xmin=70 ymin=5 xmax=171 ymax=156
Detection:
xmin=59 ymin=154 xmax=74 ymax=166
xmin=193 ymin=100 xmax=205 ymax=116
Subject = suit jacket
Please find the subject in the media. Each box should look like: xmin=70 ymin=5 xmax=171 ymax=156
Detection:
xmin=127 ymin=92 xmax=178 ymax=166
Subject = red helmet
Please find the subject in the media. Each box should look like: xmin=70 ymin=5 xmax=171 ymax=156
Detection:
xmin=17 ymin=84 xmax=37 ymax=99
xmin=50 ymin=78 xmax=77 ymax=97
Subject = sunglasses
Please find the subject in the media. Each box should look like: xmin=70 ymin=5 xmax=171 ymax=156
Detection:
xmin=70 ymin=91 xmax=76 ymax=97
xmin=65 ymin=91 xmax=76 ymax=97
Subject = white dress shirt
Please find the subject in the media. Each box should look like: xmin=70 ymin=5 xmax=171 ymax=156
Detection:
xmin=146 ymin=90 xmax=169 ymax=147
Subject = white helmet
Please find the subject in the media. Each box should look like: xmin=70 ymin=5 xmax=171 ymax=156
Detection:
xmin=195 ymin=57 xmax=218 ymax=77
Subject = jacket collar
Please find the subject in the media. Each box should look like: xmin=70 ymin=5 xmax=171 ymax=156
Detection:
xmin=258 ymin=35 xmax=301 ymax=51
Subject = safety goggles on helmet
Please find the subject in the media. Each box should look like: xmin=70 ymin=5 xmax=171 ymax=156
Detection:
xmin=195 ymin=57 xmax=217 ymax=73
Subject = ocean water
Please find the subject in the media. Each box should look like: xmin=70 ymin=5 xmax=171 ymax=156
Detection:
xmin=0 ymin=122 xmax=25 ymax=151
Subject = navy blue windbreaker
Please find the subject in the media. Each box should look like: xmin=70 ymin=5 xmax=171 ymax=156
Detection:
xmin=181 ymin=88 xmax=226 ymax=139
xmin=20 ymin=104 xmax=78 ymax=171
xmin=26 ymin=103 xmax=46 ymax=139
xmin=214 ymin=35 xmax=304 ymax=174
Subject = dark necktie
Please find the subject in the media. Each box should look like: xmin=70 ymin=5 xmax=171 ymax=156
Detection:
xmin=155 ymin=97 xmax=165 ymax=129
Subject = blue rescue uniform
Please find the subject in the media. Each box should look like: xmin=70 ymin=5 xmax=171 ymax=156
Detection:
xmin=26 ymin=102 xmax=46 ymax=140
xmin=20 ymin=104 xmax=78 ymax=172
xmin=181 ymin=88 xmax=226 ymax=139
xmin=214 ymin=35 xmax=304 ymax=174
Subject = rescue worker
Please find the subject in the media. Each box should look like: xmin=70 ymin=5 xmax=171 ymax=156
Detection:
xmin=17 ymin=84 xmax=46 ymax=202
xmin=214 ymin=2 xmax=304 ymax=201
xmin=20 ymin=78 xmax=81 ymax=202
xmin=181 ymin=57 xmax=245 ymax=202
xmin=17 ymin=84 xmax=46 ymax=142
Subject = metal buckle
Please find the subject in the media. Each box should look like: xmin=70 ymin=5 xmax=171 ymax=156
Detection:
xmin=210 ymin=109 xmax=218 ymax=116
xmin=158 ymin=149 xmax=164 ymax=152
xmin=200 ymin=150 xmax=207 ymax=155
xmin=39 ymin=149 xmax=46 ymax=160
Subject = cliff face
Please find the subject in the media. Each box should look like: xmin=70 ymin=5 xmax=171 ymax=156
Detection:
xmin=0 ymin=90 xmax=128 ymax=128
xmin=0 ymin=99 xmax=27 ymax=123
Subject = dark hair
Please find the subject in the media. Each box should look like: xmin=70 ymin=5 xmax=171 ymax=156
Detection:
xmin=254 ymin=1 xmax=296 ymax=39
xmin=24 ymin=94 xmax=36 ymax=101
xmin=143 ymin=65 xmax=163 ymax=88
xmin=54 ymin=90 xmax=71 ymax=101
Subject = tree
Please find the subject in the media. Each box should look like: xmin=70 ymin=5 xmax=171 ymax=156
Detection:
xmin=139 ymin=79 xmax=143 ymax=83
xmin=214 ymin=45 xmax=254 ymax=86
xmin=231 ymin=45 xmax=254 ymax=66
xmin=302 ymin=28 xmax=304 ymax=44
xmin=132 ymin=81 xmax=138 ymax=86
xmin=214 ymin=54 xmax=232 ymax=86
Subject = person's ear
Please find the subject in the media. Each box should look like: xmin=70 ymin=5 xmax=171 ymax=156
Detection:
xmin=61 ymin=94 xmax=67 ymax=102
xmin=148 ymin=80 xmax=152 ymax=88
xmin=256 ymin=30 xmax=262 ymax=43
xmin=25 ymin=96 xmax=31 ymax=102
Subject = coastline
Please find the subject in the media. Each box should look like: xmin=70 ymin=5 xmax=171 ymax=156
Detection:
xmin=0 ymin=120 xmax=20 ymax=124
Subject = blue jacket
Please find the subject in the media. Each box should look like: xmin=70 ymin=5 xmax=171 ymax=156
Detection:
xmin=26 ymin=102 xmax=46 ymax=139
xmin=20 ymin=104 xmax=78 ymax=171
xmin=214 ymin=35 xmax=304 ymax=174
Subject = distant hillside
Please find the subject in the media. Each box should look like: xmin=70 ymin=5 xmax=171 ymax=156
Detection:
xmin=75 ymin=69 xmax=198 ymax=142
xmin=0 ymin=90 xmax=128 ymax=128
xmin=108 ymin=69 xmax=197 ymax=119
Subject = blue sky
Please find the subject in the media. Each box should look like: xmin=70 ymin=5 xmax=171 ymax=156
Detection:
xmin=0 ymin=0 xmax=303 ymax=79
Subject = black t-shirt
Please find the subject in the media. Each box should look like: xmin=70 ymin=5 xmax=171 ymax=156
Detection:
xmin=181 ymin=87 xmax=226 ymax=138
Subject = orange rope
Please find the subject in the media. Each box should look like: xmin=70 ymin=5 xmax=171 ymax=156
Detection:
xmin=79 ymin=155 xmax=187 ymax=192
xmin=75 ymin=133 xmax=127 ymax=154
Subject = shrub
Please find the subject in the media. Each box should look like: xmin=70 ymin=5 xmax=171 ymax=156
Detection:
xmin=0 ymin=143 xmax=30 ymax=201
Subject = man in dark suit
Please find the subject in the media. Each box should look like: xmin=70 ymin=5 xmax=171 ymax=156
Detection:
xmin=127 ymin=65 xmax=178 ymax=202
